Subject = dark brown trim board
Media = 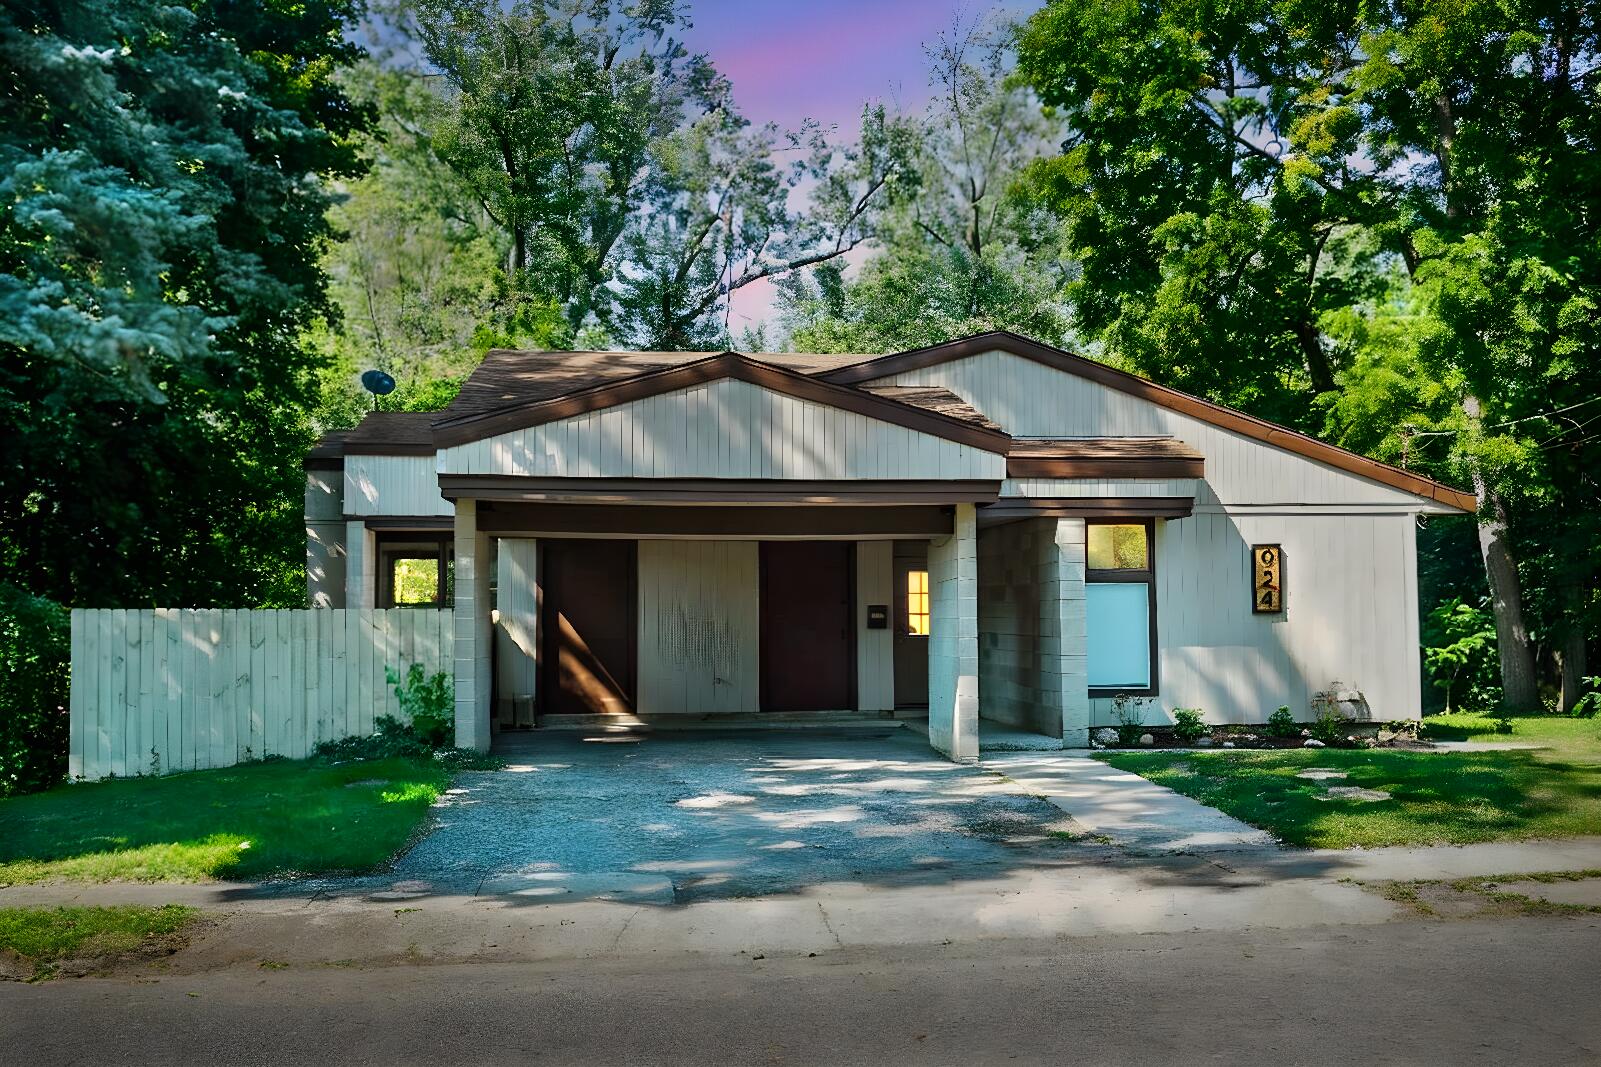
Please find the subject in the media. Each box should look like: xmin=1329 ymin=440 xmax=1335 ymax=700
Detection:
xmin=354 ymin=516 xmax=458 ymax=531
xmin=343 ymin=442 xmax=439 ymax=457
xmin=441 ymin=475 xmax=1002 ymax=506
xmin=821 ymin=331 xmax=1475 ymax=513
xmin=477 ymin=503 xmax=954 ymax=538
xmin=981 ymin=497 xmax=1195 ymax=520
xmin=430 ymin=351 xmax=1013 ymax=454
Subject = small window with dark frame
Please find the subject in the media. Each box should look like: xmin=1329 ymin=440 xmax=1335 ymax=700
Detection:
xmin=376 ymin=534 xmax=454 ymax=609
xmin=906 ymin=569 xmax=930 ymax=636
xmin=1085 ymin=521 xmax=1156 ymax=694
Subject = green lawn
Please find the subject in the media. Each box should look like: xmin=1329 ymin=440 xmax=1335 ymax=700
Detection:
xmin=1101 ymin=712 xmax=1601 ymax=849
xmin=0 ymin=756 xmax=455 ymax=883
xmin=0 ymin=905 xmax=195 ymax=977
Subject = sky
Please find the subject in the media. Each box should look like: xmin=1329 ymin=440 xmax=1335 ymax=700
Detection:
xmin=673 ymin=0 xmax=1042 ymax=337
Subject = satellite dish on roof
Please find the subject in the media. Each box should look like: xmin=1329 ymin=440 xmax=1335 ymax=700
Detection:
xmin=361 ymin=369 xmax=396 ymax=396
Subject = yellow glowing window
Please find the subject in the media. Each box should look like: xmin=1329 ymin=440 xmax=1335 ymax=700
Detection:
xmin=391 ymin=557 xmax=441 ymax=605
xmin=906 ymin=569 xmax=930 ymax=636
xmin=1087 ymin=523 xmax=1150 ymax=571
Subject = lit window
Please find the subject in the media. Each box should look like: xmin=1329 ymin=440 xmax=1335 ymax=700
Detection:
xmin=375 ymin=534 xmax=454 ymax=609
xmin=906 ymin=569 xmax=930 ymax=636
xmin=1086 ymin=521 xmax=1155 ymax=692
xmin=1087 ymin=523 xmax=1149 ymax=570
xmin=391 ymin=558 xmax=440 ymax=605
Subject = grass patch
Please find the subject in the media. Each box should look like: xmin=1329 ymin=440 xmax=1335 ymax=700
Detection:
xmin=1352 ymin=869 xmax=1601 ymax=920
xmin=0 ymin=905 xmax=195 ymax=977
xmin=0 ymin=756 xmax=460 ymax=883
xmin=1100 ymin=713 xmax=1601 ymax=848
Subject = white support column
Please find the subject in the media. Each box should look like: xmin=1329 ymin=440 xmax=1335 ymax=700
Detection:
xmin=1046 ymin=517 xmax=1091 ymax=748
xmin=344 ymin=520 xmax=375 ymax=609
xmin=495 ymin=538 xmax=538 ymax=727
xmin=928 ymin=503 xmax=979 ymax=761
xmin=452 ymin=500 xmax=493 ymax=752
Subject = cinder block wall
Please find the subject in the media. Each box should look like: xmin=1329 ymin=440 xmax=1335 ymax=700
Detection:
xmin=977 ymin=518 xmax=1061 ymax=737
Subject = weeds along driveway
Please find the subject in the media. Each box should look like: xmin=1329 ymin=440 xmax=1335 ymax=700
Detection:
xmin=381 ymin=728 xmax=1096 ymax=904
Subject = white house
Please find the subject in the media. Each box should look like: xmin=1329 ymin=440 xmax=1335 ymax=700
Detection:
xmin=305 ymin=331 xmax=1473 ymax=761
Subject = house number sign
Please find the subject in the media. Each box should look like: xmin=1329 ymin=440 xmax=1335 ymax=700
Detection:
xmin=1252 ymin=544 xmax=1284 ymax=614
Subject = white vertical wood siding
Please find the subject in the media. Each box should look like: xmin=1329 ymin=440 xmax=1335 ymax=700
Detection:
xmin=305 ymin=470 xmax=346 ymax=608
xmin=873 ymin=350 xmax=1425 ymax=506
xmin=438 ymin=378 xmax=1005 ymax=480
xmin=344 ymin=455 xmax=452 ymax=517
xmin=494 ymin=538 xmax=538 ymax=727
xmin=1083 ymin=511 xmax=1422 ymax=725
xmin=637 ymin=540 xmax=760 ymax=714
xmin=68 ymin=609 xmax=453 ymax=781
xmin=855 ymin=541 xmax=894 ymax=711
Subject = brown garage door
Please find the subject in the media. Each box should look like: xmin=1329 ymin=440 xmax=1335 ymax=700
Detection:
xmin=539 ymin=539 xmax=637 ymax=717
xmin=760 ymin=541 xmax=854 ymax=712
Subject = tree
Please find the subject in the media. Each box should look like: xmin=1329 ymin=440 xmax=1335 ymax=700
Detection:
xmin=380 ymin=0 xmax=920 ymax=351
xmin=780 ymin=16 xmax=1074 ymax=353
xmin=0 ymin=0 xmax=370 ymax=613
xmin=1017 ymin=0 xmax=1601 ymax=709
xmin=309 ymin=65 xmax=572 ymax=426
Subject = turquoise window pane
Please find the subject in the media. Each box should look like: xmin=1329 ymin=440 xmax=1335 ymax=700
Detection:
xmin=1087 ymin=583 xmax=1151 ymax=688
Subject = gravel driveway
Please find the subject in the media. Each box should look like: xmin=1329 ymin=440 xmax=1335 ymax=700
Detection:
xmin=387 ymin=727 xmax=1092 ymax=903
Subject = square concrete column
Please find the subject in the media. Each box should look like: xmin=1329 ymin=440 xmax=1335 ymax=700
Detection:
xmin=1045 ymin=517 xmax=1091 ymax=747
xmin=928 ymin=502 xmax=979 ymax=761
xmin=452 ymin=499 xmax=493 ymax=752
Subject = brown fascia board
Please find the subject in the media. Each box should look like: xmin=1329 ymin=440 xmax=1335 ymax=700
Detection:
xmin=341 ymin=442 xmax=439 ymax=457
xmin=823 ymin=331 xmax=1477 ymax=513
xmin=428 ymin=351 xmax=1014 ymax=455
xmin=981 ymin=496 xmax=1196 ymax=519
xmin=438 ymin=475 xmax=1002 ymax=506
xmin=1005 ymin=455 xmax=1206 ymax=480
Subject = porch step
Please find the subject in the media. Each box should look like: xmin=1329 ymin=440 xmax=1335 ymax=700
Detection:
xmin=519 ymin=711 xmax=906 ymax=732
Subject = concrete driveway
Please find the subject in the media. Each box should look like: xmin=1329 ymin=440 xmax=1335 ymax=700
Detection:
xmin=387 ymin=727 xmax=1096 ymax=903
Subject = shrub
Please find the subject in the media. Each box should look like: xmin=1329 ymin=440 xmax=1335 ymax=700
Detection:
xmin=1110 ymin=693 xmax=1150 ymax=745
xmin=1266 ymin=705 xmax=1298 ymax=738
xmin=1171 ymin=708 xmax=1207 ymax=744
xmin=387 ymin=664 xmax=454 ymax=748
xmin=1308 ymin=687 xmax=1347 ymax=744
xmin=0 ymin=586 xmax=70 ymax=796
xmin=1573 ymin=677 xmax=1600 ymax=719
xmin=314 ymin=664 xmax=459 ymax=764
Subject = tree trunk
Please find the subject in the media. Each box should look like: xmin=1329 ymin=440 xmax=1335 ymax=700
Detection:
xmin=1558 ymin=580 xmax=1588 ymax=713
xmin=1558 ymin=627 xmax=1587 ymax=714
xmin=1463 ymin=396 xmax=1540 ymax=711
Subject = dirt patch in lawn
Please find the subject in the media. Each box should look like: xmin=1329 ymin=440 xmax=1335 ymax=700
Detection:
xmin=1351 ymin=869 xmax=1601 ymax=921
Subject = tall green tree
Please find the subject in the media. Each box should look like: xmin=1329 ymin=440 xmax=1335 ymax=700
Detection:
xmin=379 ymin=0 xmax=919 ymax=350
xmin=781 ymin=16 xmax=1073 ymax=353
xmin=1018 ymin=0 xmax=1600 ymax=709
xmin=309 ymin=65 xmax=571 ymax=426
xmin=0 ymin=0 xmax=371 ymax=610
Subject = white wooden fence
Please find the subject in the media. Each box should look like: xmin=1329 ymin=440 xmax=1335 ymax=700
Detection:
xmin=69 ymin=609 xmax=455 ymax=781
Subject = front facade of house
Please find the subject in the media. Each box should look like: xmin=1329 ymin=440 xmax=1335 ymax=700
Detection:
xmin=305 ymin=332 xmax=1473 ymax=761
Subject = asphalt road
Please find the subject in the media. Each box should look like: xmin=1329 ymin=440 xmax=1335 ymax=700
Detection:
xmin=5 ymin=918 xmax=1599 ymax=1066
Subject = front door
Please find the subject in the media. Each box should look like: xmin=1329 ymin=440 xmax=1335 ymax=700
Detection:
xmin=539 ymin=539 xmax=637 ymax=717
xmin=759 ymin=541 xmax=854 ymax=711
xmin=892 ymin=541 xmax=930 ymax=708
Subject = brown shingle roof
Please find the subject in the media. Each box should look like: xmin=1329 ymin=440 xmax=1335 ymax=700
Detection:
xmin=1008 ymin=437 xmax=1203 ymax=460
xmin=335 ymin=411 xmax=439 ymax=456
xmin=860 ymin=386 xmax=1001 ymax=432
xmin=438 ymin=349 xmax=872 ymax=423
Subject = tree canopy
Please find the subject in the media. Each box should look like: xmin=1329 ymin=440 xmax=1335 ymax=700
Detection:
xmin=1017 ymin=0 xmax=1600 ymax=709
xmin=1 ymin=0 xmax=372 ymax=610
